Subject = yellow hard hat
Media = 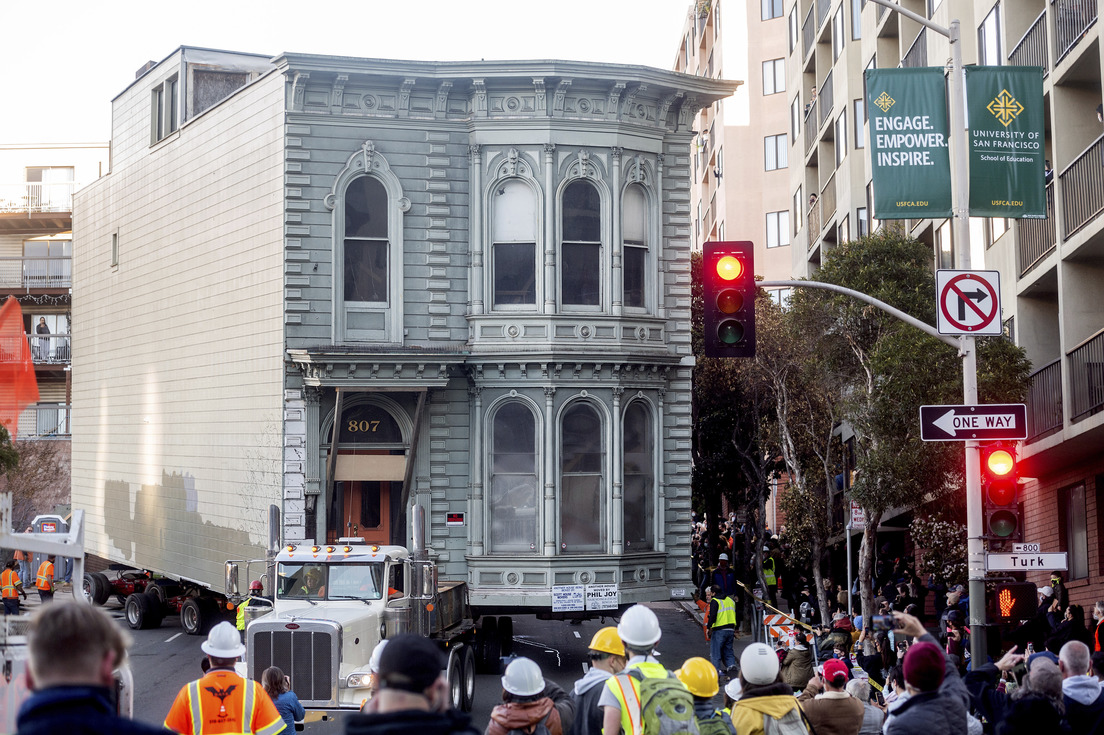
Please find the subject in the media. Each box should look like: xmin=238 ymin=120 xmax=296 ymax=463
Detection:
xmin=588 ymin=626 xmax=626 ymax=657
xmin=676 ymin=657 xmax=719 ymax=698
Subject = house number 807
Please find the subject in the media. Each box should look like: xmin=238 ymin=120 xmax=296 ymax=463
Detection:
xmin=348 ymin=420 xmax=381 ymax=432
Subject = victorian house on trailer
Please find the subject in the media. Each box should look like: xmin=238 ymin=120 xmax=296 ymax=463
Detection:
xmin=72 ymin=47 xmax=737 ymax=613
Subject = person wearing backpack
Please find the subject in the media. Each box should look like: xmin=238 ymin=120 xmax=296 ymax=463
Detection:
xmin=598 ymin=604 xmax=698 ymax=735
xmin=729 ymin=643 xmax=812 ymax=735
xmin=570 ymin=627 xmax=627 ymax=735
xmin=487 ymin=657 xmax=575 ymax=735
xmin=676 ymin=657 xmax=731 ymax=735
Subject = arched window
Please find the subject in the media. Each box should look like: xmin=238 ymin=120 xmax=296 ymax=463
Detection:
xmin=622 ymin=185 xmax=648 ymax=310
xmin=492 ymin=180 xmax=537 ymax=307
xmin=344 ymin=176 xmax=389 ymax=304
xmin=561 ymin=180 xmax=601 ymax=307
xmin=623 ymin=402 xmax=654 ymax=550
xmin=561 ymin=402 xmax=605 ymax=551
xmin=489 ymin=403 xmax=538 ymax=553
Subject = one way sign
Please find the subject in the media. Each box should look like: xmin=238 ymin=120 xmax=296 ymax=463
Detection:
xmin=920 ymin=404 xmax=1028 ymax=441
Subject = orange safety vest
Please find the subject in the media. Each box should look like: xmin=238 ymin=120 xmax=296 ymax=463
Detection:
xmin=164 ymin=670 xmax=285 ymax=735
xmin=1 ymin=569 xmax=20 ymax=599
xmin=35 ymin=561 xmax=53 ymax=591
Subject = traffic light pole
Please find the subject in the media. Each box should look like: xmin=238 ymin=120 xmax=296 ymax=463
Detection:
xmin=866 ymin=0 xmax=988 ymax=665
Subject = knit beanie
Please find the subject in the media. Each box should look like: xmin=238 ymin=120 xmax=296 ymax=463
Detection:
xmin=902 ymin=641 xmax=945 ymax=692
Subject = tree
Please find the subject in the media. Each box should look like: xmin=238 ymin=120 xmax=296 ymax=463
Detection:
xmin=0 ymin=428 xmax=68 ymax=529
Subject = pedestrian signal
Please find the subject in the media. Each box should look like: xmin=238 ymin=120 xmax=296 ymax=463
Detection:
xmin=990 ymin=582 xmax=1036 ymax=622
xmin=703 ymin=241 xmax=755 ymax=358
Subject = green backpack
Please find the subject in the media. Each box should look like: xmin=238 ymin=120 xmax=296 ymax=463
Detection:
xmin=627 ymin=669 xmax=700 ymax=735
xmin=695 ymin=710 xmax=732 ymax=735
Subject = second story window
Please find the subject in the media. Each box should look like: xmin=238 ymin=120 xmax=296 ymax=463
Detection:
xmin=493 ymin=181 xmax=538 ymax=307
xmin=622 ymin=185 xmax=649 ymax=310
xmin=561 ymin=180 xmax=602 ymax=308
xmin=344 ymin=176 xmax=389 ymax=304
xmin=151 ymin=75 xmax=179 ymax=144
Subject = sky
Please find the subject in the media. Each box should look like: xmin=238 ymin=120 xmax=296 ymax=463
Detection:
xmin=1 ymin=0 xmax=703 ymax=144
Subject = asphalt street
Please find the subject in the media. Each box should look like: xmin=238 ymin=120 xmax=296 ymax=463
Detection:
xmin=58 ymin=596 xmax=745 ymax=733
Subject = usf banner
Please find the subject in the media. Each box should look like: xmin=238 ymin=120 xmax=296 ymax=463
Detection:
xmin=866 ymin=68 xmax=951 ymax=219
xmin=966 ymin=66 xmax=1046 ymax=218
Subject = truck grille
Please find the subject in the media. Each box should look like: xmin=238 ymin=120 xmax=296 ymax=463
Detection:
xmin=250 ymin=624 xmax=337 ymax=703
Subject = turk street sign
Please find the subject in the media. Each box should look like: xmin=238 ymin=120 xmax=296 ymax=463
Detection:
xmin=986 ymin=552 xmax=1068 ymax=572
xmin=919 ymin=403 xmax=1027 ymax=441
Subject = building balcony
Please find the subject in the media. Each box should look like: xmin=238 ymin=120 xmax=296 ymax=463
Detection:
xmin=1053 ymin=0 xmax=1097 ymax=64
xmin=818 ymin=70 xmax=834 ymax=130
xmin=0 ymin=183 xmax=74 ymax=235
xmin=1070 ymin=328 xmax=1104 ymax=423
xmin=1059 ymin=134 xmax=1104 ymax=239
xmin=803 ymin=4 xmax=816 ymax=60
xmin=16 ymin=404 xmax=71 ymax=439
xmin=901 ymin=28 xmax=928 ymax=68
xmin=1026 ymin=358 xmax=1063 ymax=441
xmin=1010 ymin=9 xmax=1049 ymax=75
xmin=29 ymin=333 xmax=71 ymax=365
xmin=0 ymin=257 xmax=72 ymax=292
xmin=1017 ymin=182 xmax=1056 ymax=277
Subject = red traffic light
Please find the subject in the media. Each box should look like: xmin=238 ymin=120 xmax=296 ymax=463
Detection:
xmin=702 ymin=241 xmax=756 ymax=358
xmin=982 ymin=442 xmax=1020 ymax=541
xmin=986 ymin=448 xmax=1014 ymax=477
xmin=716 ymin=255 xmax=744 ymax=281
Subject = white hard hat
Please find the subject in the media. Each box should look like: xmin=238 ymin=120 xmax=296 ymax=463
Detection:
xmin=718 ymin=553 xmax=729 ymax=561
xmin=201 ymin=621 xmax=246 ymax=659
xmin=724 ymin=678 xmax=743 ymax=701
xmin=617 ymin=604 xmax=662 ymax=648
xmin=369 ymin=639 xmax=389 ymax=674
xmin=501 ymin=657 xmax=544 ymax=696
xmin=740 ymin=643 xmax=779 ymax=685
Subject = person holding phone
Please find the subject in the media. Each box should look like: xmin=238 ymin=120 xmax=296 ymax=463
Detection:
xmin=882 ymin=611 xmax=970 ymax=734
xmin=797 ymin=658 xmax=864 ymax=734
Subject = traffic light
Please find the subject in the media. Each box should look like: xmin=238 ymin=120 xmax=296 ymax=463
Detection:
xmin=703 ymin=241 xmax=755 ymax=358
xmin=982 ymin=442 xmax=1021 ymax=545
xmin=990 ymin=582 xmax=1037 ymax=622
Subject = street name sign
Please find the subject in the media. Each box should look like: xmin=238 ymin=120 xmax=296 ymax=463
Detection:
xmin=937 ymin=270 xmax=1002 ymax=336
xmin=986 ymin=552 xmax=1067 ymax=571
xmin=919 ymin=403 xmax=1027 ymax=441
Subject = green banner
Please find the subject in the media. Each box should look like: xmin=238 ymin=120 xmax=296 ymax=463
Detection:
xmin=866 ymin=68 xmax=952 ymax=220
xmin=966 ymin=66 xmax=1046 ymax=218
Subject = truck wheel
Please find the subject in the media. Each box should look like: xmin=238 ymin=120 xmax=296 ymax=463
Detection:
xmin=498 ymin=616 xmax=514 ymax=657
xmin=82 ymin=573 xmax=102 ymax=605
xmin=148 ymin=583 xmax=166 ymax=606
xmin=460 ymin=645 xmax=476 ymax=712
xmin=477 ymin=616 xmax=501 ymax=674
xmin=92 ymin=573 xmax=111 ymax=605
xmin=446 ymin=648 xmax=463 ymax=711
xmin=124 ymin=592 xmax=161 ymax=630
xmin=181 ymin=598 xmax=214 ymax=636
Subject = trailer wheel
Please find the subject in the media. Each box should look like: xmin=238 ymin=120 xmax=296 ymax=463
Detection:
xmin=124 ymin=592 xmax=162 ymax=630
xmin=460 ymin=645 xmax=476 ymax=712
xmin=181 ymin=598 xmax=216 ymax=636
xmin=477 ymin=616 xmax=501 ymax=674
xmin=498 ymin=616 xmax=514 ymax=657
xmin=81 ymin=573 xmax=102 ymax=604
xmin=148 ymin=582 xmax=166 ymax=606
xmin=446 ymin=648 xmax=463 ymax=711
xmin=91 ymin=573 xmax=111 ymax=606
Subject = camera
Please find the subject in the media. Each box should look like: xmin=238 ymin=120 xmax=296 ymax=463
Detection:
xmin=871 ymin=614 xmax=897 ymax=631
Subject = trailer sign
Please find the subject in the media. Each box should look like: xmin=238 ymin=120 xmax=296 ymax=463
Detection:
xmin=585 ymin=584 xmax=619 ymax=611
xmin=552 ymin=585 xmax=585 ymax=612
xmin=552 ymin=584 xmax=619 ymax=612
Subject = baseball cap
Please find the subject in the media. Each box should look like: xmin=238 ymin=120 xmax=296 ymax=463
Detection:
xmin=1028 ymin=650 xmax=1059 ymax=669
xmin=718 ymin=553 xmax=729 ymax=561
xmin=1039 ymin=586 xmax=1053 ymax=597
xmin=377 ymin=634 xmax=446 ymax=693
xmin=822 ymin=658 xmax=849 ymax=684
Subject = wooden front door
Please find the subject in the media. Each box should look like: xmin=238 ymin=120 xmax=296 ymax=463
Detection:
xmin=339 ymin=480 xmax=392 ymax=545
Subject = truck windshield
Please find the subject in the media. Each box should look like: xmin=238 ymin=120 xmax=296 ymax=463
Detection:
xmin=277 ymin=562 xmax=385 ymax=601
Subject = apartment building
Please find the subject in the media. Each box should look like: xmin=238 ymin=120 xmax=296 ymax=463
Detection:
xmin=0 ymin=143 xmax=108 ymax=441
xmin=675 ymin=0 xmax=794 ymax=301
xmin=789 ymin=0 xmax=1104 ymax=604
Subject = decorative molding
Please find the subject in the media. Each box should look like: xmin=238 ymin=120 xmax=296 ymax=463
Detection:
xmin=398 ymin=78 xmax=415 ymax=117
xmin=471 ymin=79 xmax=488 ymax=117
xmin=607 ymin=82 xmax=626 ymax=119
xmin=435 ymin=81 xmax=453 ymax=119
xmin=532 ymin=78 xmax=546 ymax=113
xmin=621 ymin=84 xmax=646 ymax=120
xmin=552 ymin=80 xmax=572 ymax=117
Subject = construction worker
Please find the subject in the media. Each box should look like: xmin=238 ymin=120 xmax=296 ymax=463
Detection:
xmin=705 ymin=584 xmax=737 ymax=677
xmin=598 ymin=604 xmax=674 ymax=735
xmin=36 ymin=555 xmax=56 ymax=603
xmin=164 ymin=621 xmax=286 ymax=735
xmin=236 ymin=580 xmax=267 ymax=636
xmin=1 ymin=559 xmax=27 ymax=614
xmin=675 ymin=658 xmax=731 ymax=735
xmin=571 ymin=627 xmax=627 ymax=735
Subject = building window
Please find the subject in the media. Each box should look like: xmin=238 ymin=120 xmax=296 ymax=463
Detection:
xmin=192 ymin=69 xmax=248 ymax=117
xmin=561 ymin=180 xmax=602 ymax=307
xmin=23 ymin=239 xmax=71 ymax=288
xmin=978 ymin=4 xmax=1002 ymax=66
xmin=111 ymin=232 xmax=119 ymax=268
xmin=762 ymin=0 xmax=783 ymax=20
xmin=794 ymin=186 xmax=804 ymax=234
xmin=988 ymin=217 xmax=1009 ymax=247
xmin=835 ymin=110 xmax=848 ymax=167
xmin=838 ymin=216 xmax=850 ymax=244
xmin=493 ymin=180 xmax=538 ymax=307
xmin=489 ymin=402 xmax=538 ymax=553
xmin=622 ymin=184 xmax=649 ymax=310
xmin=833 ymin=8 xmax=846 ymax=60
xmin=765 ymin=134 xmax=788 ymax=171
xmin=789 ymin=5 xmax=799 ymax=53
xmin=791 ymin=96 xmax=802 ymax=140
xmin=623 ymin=401 xmax=654 ymax=550
xmin=852 ymin=0 xmax=863 ymax=39
xmin=767 ymin=287 xmax=793 ymax=307
xmin=714 ymin=1 xmax=721 ymax=39
xmin=857 ymin=207 xmax=869 ymax=237
xmin=1060 ymin=484 xmax=1088 ymax=580
xmin=854 ymin=100 xmax=866 ymax=148
xmin=344 ymin=176 xmax=389 ymax=304
xmin=561 ymin=403 xmax=605 ymax=552
xmin=150 ymin=75 xmax=179 ymax=144
xmin=937 ymin=219 xmax=954 ymax=269
xmin=766 ymin=210 xmax=790 ymax=248
xmin=763 ymin=59 xmax=786 ymax=95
